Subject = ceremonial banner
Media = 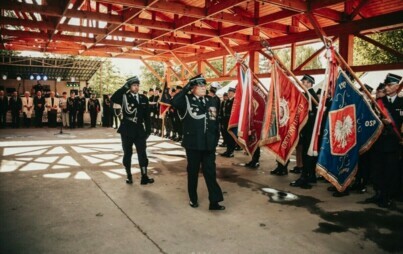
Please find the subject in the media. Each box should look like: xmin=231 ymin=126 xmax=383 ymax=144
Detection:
xmin=262 ymin=63 xmax=309 ymax=165
xmin=159 ymin=81 xmax=171 ymax=117
xmin=227 ymin=63 xmax=243 ymax=143
xmin=308 ymin=48 xmax=338 ymax=156
xmin=237 ymin=67 xmax=268 ymax=157
xmin=316 ymin=70 xmax=383 ymax=192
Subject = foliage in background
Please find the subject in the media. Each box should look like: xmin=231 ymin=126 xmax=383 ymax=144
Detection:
xmin=354 ymin=29 xmax=402 ymax=65
xmin=139 ymin=61 xmax=165 ymax=91
xmin=89 ymin=59 xmax=130 ymax=96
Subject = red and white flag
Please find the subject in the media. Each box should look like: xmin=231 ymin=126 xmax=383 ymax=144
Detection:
xmin=262 ymin=62 xmax=309 ymax=165
xmin=308 ymin=48 xmax=338 ymax=156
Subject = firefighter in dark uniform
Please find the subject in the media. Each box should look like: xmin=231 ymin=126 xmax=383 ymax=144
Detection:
xmin=220 ymin=87 xmax=236 ymax=157
xmin=102 ymin=94 xmax=113 ymax=127
xmin=33 ymin=91 xmax=45 ymax=127
xmin=0 ymin=90 xmax=9 ymax=128
xmin=171 ymin=74 xmax=225 ymax=211
xmin=290 ymin=74 xmax=319 ymax=189
xmin=83 ymin=82 xmax=92 ymax=98
xmin=366 ymin=73 xmax=402 ymax=208
xmin=67 ymin=91 xmax=78 ymax=129
xmin=76 ymin=90 xmax=86 ymax=128
xmin=111 ymin=76 xmax=154 ymax=185
xmin=148 ymin=88 xmax=157 ymax=134
xmin=219 ymin=93 xmax=229 ymax=147
xmin=171 ymin=86 xmax=183 ymax=141
xmin=164 ymin=88 xmax=174 ymax=139
xmin=154 ymin=88 xmax=162 ymax=135
xmin=88 ymin=93 xmax=100 ymax=127
xmin=9 ymin=91 xmax=22 ymax=128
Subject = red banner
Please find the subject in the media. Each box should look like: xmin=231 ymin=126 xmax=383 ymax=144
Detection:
xmin=262 ymin=63 xmax=309 ymax=165
xmin=228 ymin=63 xmax=243 ymax=143
xmin=237 ymin=66 xmax=268 ymax=157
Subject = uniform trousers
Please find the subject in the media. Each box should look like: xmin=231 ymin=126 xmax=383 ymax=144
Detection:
xmin=34 ymin=110 xmax=43 ymax=127
xmin=222 ymin=118 xmax=235 ymax=153
xmin=121 ymin=134 xmax=148 ymax=173
xmin=77 ymin=111 xmax=84 ymax=127
xmin=69 ymin=110 xmax=77 ymax=128
xmin=185 ymin=149 xmax=223 ymax=203
xmin=62 ymin=111 xmax=69 ymax=127
xmin=371 ymin=150 xmax=400 ymax=198
xmin=48 ymin=110 xmax=57 ymax=128
xmin=90 ymin=110 xmax=97 ymax=127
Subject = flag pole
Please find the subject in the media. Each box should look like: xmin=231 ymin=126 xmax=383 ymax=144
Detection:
xmin=260 ymin=40 xmax=318 ymax=105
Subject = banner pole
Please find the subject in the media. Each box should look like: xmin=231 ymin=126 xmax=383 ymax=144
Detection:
xmin=260 ymin=40 xmax=318 ymax=105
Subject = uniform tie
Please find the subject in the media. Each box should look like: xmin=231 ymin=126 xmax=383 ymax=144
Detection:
xmin=389 ymin=98 xmax=392 ymax=103
xmin=199 ymin=97 xmax=205 ymax=107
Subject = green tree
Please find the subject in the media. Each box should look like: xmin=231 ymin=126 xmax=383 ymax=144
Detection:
xmin=269 ymin=45 xmax=323 ymax=71
xmin=354 ymin=29 xmax=402 ymax=65
xmin=89 ymin=59 xmax=130 ymax=96
xmin=139 ymin=61 xmax=165 ymax=91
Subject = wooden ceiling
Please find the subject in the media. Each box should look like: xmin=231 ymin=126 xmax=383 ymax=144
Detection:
xmin=0 ymin=0 xmax=402 ymax=64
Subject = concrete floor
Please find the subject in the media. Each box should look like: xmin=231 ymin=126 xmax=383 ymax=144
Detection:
xmin=0 ymin=127 xmax=402 ymax=254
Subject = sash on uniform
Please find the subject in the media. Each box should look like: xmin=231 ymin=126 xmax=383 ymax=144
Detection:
xmin=377 ymin=99 xmax=401 ymax=139
xmin=316 ymin=70 xmax=383 ymax=192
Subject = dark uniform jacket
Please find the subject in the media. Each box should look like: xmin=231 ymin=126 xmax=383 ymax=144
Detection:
xmin=221 ymin=97 xmax=234 ymax=127
xmin=374 ymin=96 xmax=403 ymax=152
xmin=77 ymin=97 xmax=86 ymax=112
xmin=87 ymin=98 xmax=100 ymax=112
xmin=67 ymin=97 xmax=78 ymax=112
xmin=149 ymin=95 xmax=160 ymax=116
xmin=0 ymin=96 xmax=8 ymax=113
xmin=9 ymin=96 xmax=22 ymax=113
xmin=33 ymin=96 xmax=45 ymax=111
xmin=171 ymin=90 xmax=220 ymax=151
xmin=300 ymin=88 xmax=320 ymax=146
xmin=111 ymin=86 xmax=151 ymax=138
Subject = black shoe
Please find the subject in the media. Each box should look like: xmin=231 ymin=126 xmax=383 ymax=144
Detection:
xmin=209 ymin=203 xmax=225 ymax=211
xmin=290 ymin=178 xmax=312 ymax=189
xmin=377 ymin=199 xmax=393 ymax=209
xmin=357 ymin=187 xmax=367 ymax=194
xmin=126 ymin=177 xmax=133 ymax=184
xmin=277 ymin=169 xmax=288 ymax=176
xmin=327 ymin=186 xmax=337 ymax=192
xmin=176 ymin=137 xmax=182 ymax=142
xmin=219 ymin=143 xmax=227 ymax=147
xmin=220 ymin=152 xmax=234 ymax=158
xmin=270 ymin=167 xmax=281 ymax=175
xmin=364 ymin=194 xmax=380 ymax=204
xmin=234 ymin=146 xmax=242 ymax=151
xmin=189 ymin=201 xmax=199 ymax=208
xmin=245 ymin=161 xmax=260 ymax=169
xmin=333 ymin=191 xmax=349 ymax=197
xmin=290 ymin=167 xmax=302 ymax=174
xmin=140 ymin=176 xmax=155 ymax=185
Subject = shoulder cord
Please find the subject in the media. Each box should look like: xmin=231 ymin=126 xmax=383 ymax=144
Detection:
xmin=122 ymin=93 xmax=136 ymax=115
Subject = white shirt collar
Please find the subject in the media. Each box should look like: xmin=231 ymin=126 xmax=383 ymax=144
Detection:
xmin=387 ymin=94 xmax=397 ymax=103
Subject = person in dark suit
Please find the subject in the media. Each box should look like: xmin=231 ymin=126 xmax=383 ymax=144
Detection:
xmin=111 ymin=76 xmax=154 ymax=185
xmin=76 ymin=91 xmax=86 ymax=128
xmin=83 ymin=82 xmax=92 ymax=98
xmin=219 ymin=92 xmax=229 ymax=147
xmin=290 ymin=74 xmax=320 ymax=189
xmin=0 ymin=90 xmax=9 ymax=128
xmin=171 ymin=86 xmax=183 ymax=142
xmin=33 ymin=91 xmax=46 ymax=127
xmin=88 ymin=94 xmax=100 ymax=128
xmin=220 ymin=87 xmax=236 ymax=157
xmin=46 ymin=91 xmax=59 ymax=128
xmin=102 ymin=94 xmax=112 ymax=127
xmin=9 ymin=91 xmax=22 ymax=128
xmin=67 ymin=91 xmax=78 ymax=129
xmin=366 ymin=73 xmax=402 ymax=208
xmin=171 ymin=74 xmax=225 ymax=211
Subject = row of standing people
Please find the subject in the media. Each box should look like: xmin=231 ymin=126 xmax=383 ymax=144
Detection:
xmin=0 ymin=90 xmax=106 ymax=129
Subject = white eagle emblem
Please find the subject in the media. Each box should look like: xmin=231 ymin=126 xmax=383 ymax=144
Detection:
xmin=334 ymin=115 xmax=353 ymax=149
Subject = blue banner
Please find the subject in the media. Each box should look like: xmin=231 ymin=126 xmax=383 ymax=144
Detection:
xmin=316 ymin=70 xmax=383 ymax=192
